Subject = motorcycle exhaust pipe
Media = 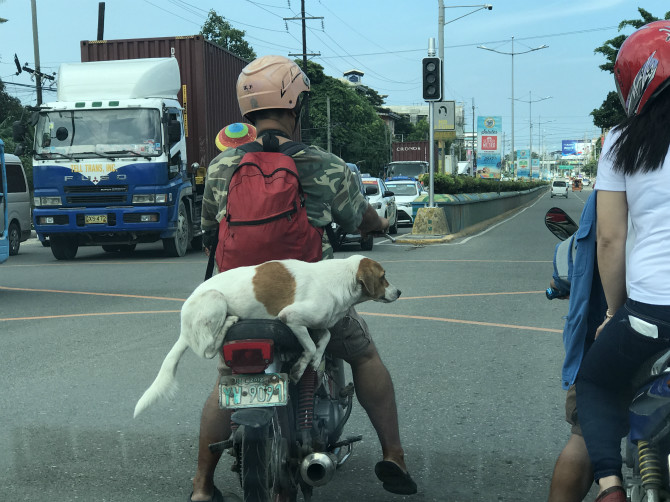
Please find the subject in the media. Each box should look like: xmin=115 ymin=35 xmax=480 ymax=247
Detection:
xmin=300 ymin=452 xmax=337 ymax=487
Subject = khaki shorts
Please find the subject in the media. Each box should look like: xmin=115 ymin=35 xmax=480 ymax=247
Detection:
xmin=218 ymin=306 xmax=372 ymax=378
xmin=565 ymin=384 xmax=582 ymax=436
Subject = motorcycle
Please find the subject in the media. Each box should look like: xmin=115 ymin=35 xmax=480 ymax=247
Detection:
xmin=208 ymin=319 xmax=361 ymax=502
xmin=545 ymin=207 xmax=670 ymax=502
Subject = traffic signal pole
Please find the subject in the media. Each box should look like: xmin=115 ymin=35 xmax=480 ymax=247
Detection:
xmin=423 ymin=39 xmax=441 ymax=208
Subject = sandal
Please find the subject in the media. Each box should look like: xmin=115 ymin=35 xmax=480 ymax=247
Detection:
xmin=375 ymin=460 xmax=418 ymax=495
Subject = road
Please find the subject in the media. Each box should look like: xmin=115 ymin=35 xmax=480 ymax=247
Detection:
xmin=0 ymin=187 xmax=596 ymax=502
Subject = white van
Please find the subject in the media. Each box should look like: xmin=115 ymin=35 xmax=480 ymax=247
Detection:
xmin=551 ymin=179 xmax=569 ymax=198
xmin=0 ymin=154 xmax=31 ymax=255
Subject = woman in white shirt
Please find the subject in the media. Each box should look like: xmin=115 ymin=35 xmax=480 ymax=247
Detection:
xmin=576 ymin=20 xmax=670 ymax=502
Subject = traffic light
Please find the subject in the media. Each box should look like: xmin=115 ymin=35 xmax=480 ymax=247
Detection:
xmin=422 ymin=57 xmax=442 ymax=101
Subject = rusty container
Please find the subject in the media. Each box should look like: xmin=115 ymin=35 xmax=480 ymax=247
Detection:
xmin=81 ymin=35 xmax=248 ymax=171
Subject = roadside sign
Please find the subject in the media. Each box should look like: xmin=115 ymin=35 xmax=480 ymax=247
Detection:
xmin=433 ymin=101 xmax=455 ymax=132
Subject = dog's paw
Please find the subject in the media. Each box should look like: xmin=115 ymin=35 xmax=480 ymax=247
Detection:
xmin=309 ymin=354 xmax=324 ymax=372
xmin=227 ymin=315 xmax=240 ymax=324
xmin=290 ymin=360 xmax=308 ymax=383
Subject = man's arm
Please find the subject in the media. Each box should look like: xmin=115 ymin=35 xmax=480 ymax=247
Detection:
xmin=359 ymin=203 xmax=389 ymax=237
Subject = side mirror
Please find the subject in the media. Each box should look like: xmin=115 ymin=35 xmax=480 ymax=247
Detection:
xmin=383 ymin=190 xmax=395 ymax=198
xmin=168 ymin=121 xmax=182 ymax=144
xmin=365 ymin=185 xmax=379 ymax=196
xmin=545 ymin=207 xmax=578 ymax=241
xmin=12 ymin=121 xmax=26 ymax=142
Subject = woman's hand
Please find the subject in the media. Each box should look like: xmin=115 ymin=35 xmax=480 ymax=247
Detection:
xmin=595 ymin=317 xmax=612 ymax=340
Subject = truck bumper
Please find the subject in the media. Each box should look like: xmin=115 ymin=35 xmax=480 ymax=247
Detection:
xmin=34 ymin=205 xmax=174 ymax=244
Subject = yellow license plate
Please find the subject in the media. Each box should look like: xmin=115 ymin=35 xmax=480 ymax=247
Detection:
xmin=85 ymin=215 xmax=107 ymax=224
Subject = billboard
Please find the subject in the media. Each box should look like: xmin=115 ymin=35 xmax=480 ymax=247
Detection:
xmin=516 ymin=149 xmax=530 ymax=178
xmin=562 ymin=140 xmax=591 ymax=159
xmin=476 ymin=115 xmax=502 ymax=179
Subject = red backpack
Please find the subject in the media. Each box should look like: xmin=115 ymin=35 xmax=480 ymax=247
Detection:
xmin=214 ymin=140 xmax=324 ymax=273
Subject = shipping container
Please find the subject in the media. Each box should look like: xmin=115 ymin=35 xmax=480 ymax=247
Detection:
xmin=81 ymin=35 xmax=248 ymax=171
xmin=391 ymin=140 xmax=437 ymax=162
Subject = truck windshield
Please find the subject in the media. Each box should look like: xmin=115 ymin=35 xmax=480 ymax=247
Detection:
xmin=388 ymin=163 xmax=427 ymax=178
xmin=35 ymin=108 xmax=162 ymax=158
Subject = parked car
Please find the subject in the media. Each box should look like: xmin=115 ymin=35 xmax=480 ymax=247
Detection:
xmin=384 ymin=177 xmax=426 ymax=225
xmin=0 ymin=153 xmax=31 ymax=255
xmin=550 ymin=179 xmax=569 ymax=198
xmin=330 ymin=163 xmax=374 ymax=251
xmin=362 ymin=175 xmax=398 ymax=234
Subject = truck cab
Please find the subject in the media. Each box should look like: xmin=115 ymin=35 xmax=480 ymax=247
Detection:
xmin=29 ymin=58 xmax=201 ymax=259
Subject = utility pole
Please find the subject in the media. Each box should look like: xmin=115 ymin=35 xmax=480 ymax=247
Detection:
xmin=97 ymin=2 xmax=106 ymax=41
xmin=326 ymin=96 xmax=331 ymax=153
xmin=285 ymin=1 xmax=322 ymax=144
xmin=30 ymin=0 xmax=42 ymax=105
xmin=472 ymin=97 xmax=475 ymax=176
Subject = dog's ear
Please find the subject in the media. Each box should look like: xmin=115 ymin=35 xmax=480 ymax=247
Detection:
xmin=356 ymin=258 xmax=382 ymax=298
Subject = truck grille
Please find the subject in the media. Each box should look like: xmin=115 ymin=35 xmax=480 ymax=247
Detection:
xmin=66 ymin=195 xmax=128 ymax=204
xmin=64 ymin=185 xmax=128 ymax=204
xmin=65 ymin=185 xmax=128 ymax=193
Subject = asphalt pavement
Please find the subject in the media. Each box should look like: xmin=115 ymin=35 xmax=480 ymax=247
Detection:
xmin=0 ymin=187 xmax=598 ymax=501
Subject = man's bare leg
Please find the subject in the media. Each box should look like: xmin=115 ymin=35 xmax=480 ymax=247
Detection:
xmin=191 ymin=383 xmax=232 ymax=501
xmin=347 ymin=344 xmax=407 ymax=471
xmin=548 ymin=434 xmax=593 ymax=502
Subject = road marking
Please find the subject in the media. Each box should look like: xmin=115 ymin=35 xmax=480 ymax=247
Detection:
xmin=0 ymin=310 xmax=180 ymax=322
xmin=0 ymin=287 xmax=557 ymax=333
xmin=0 ymin=285 xmax=185 ymax=302
xmin=401 ymin=291 xmax=543 ymax=300
xmin=359 ymin=311 xmax=562 ymax=334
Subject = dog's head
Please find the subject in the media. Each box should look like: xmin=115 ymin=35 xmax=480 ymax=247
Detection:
xmin=354 ymin=256 xmax=401 ymax=303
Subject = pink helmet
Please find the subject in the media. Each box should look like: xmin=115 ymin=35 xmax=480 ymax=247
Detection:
xmin=237 ymin=55 xmax=310 ymax=120
xmin=614 ymin=20 xmax=670 ymax=116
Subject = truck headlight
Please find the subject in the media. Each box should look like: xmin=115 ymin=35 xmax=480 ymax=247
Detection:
xmin=133 ymin=194 xmax=167 ymax=204
xmin=35 ymin=196 xmax=61 ymax=206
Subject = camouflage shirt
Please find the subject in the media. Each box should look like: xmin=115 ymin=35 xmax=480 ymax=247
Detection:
xmin=201 ymin=142 xmax=368 ymax=260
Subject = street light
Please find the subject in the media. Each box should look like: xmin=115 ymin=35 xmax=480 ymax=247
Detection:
xmin=438 ymin=2 xmax=493 ymax=174
xmin=477 ymin=39 xmax=548 ymax=178
xmin=514 ymin=92 xmax=551 ymax=179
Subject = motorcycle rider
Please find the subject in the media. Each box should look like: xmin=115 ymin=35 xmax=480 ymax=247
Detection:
xmin=192 ymin=55 xmax=417 ymax=501
xmin=546 ymin=191 xmax=606 ymax=502
xmin=575 ymin=21 xmax=670 ymax=502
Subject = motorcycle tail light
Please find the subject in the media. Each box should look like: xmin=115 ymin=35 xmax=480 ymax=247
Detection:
xmin=222 ymin=340 xmax=274 ymax=373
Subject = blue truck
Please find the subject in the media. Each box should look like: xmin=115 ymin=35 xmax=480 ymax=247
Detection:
xmin=14 ymin=36 xmax=246 ymax=260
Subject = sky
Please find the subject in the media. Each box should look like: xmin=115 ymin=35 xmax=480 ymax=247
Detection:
xmin=1 ymin=0 xmax=669 ymax=155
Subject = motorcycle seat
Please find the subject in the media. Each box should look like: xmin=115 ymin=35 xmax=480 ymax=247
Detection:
xmin=224 ymin=318 xmax=304 ymax=353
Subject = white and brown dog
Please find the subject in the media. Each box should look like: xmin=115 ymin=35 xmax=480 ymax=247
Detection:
xmin=134 ymin=255 xmax=400 ymax=417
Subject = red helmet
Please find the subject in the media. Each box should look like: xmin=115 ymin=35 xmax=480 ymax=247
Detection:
xmin=614 ymin=20 xmax=670 ymax=117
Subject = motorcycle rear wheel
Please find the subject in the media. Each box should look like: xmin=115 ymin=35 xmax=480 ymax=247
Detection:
xmin=240 ymin=409 xmax=298 ymax=502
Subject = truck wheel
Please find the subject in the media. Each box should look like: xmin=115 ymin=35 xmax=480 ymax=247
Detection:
xmin=360 ymin=234 xmax=374 ymax=251
xmin=163 ymin=201 xmax=189 ymax=257
xmin=50 ymin=235 xmax=78 ymax=260
xmin=8 ymin=222 xmax=20 ymax=255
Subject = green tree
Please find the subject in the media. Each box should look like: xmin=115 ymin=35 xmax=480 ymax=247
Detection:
xmin=407 ymin=119 xmax=429 ymax=141
xmin=201 ymin=10 xmax=256 ymax=61
xmin=303 ymin=61 xmax=390 ymax=175
xmin=1 ymin=79 xmax=34 ymax=186
xmin=591 ymin=8 xmax=670 ymax=129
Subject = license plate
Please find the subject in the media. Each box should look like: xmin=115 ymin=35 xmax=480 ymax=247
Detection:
xmin=219 ymin=373 xmax=288 ymax=409
xmin=85 ymin=214 xmax=107 ymax=224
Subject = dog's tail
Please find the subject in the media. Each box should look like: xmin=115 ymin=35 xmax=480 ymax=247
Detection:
xmin=133 ymin=336 xmax=189 ymax=418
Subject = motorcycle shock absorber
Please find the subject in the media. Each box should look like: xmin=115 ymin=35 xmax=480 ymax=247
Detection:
xmin=638 ymin=440 xmax=662 ymax=496
xmin=297 ymin=367 xmax=318 ymax=431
